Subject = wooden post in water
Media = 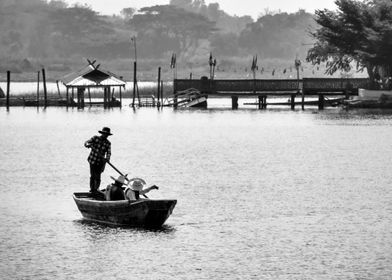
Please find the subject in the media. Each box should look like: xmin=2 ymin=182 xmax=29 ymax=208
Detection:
xmin=110 ymin=87 xmax=114 ymax=108
xmin=66 ymin=87 xmax=69 ymax=108
xmin=6 ymin=71 xmax=10 ymax=109
xmin=36 ymin=71 xmax=40 ymax=108
xmin=291 ymin=94 xmax=295 ymax=110
xmin=56 ymin=80 xmax=61 ymax=97
xmin=119 ymin=77 xmax=123 ymax=107
xmin=157 ymin=67 xmax=161 ymax=107
xmin=71 ymin=87 xmax=75 ymax=107
xmin=258 ymin=96 xmax=262 ymax=109
xmin=231 ymin=96 xmax=238 ymax=110
xmin=173 ymin=79 xmax=178 ymax=109
xmin=42 ymin=68 xmax=47 ymax=107
xmin=160 ymin=81 xmax=164 ymax=107
xmin=263 ymin=96 xmax=267 ymax=109
xmin=104 ymin=87 xmax=107 ymax=109
xmin=132 ymin=61 xmax=137 ymax=107
xmin=77 ymin=87 xmax=85 ymax=109
xmin=318 ymin=94 xmax=324 ymax=110
xmin=88 ymin=88 xmax=91 ymax=106
xmin=119 ymin=86 xmax=122 ymax=107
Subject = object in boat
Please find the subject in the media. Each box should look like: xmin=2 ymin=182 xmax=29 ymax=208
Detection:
xmin=73 ymin=192 xmax=176 ymax=227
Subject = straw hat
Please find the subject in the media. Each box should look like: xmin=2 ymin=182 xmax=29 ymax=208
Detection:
xmin=128 ymin=178 xmax=146 ymax=191
xmin=99 ymin=127 xmax=113 ymax=135
xmin=110 ymin=175 xmax=126 ymax=185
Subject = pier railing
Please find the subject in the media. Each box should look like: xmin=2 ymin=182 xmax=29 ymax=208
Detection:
xmin=302 ymin=78 xmax=370 ymax=94
xmin=174 ymin=78 xmax=370 ymax=96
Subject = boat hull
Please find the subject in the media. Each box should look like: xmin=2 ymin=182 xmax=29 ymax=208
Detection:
xmin=73 ymin=192 xmax=176 ymax=227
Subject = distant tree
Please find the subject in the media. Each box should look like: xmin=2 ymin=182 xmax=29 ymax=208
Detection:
xmin=239 ymin=10 xmax=315 ymax=58
xmin=170 ymin=0 xmax=253 ymax=34
xmin=48 ymin=0 xmax=68 ymax=9
xmin=120 ymin=7 xmax=136 ymax=20
xmin=306 ymin=0 xmax=392 ymax=82
xmin=49 ymin=5 xmax=114 ymax=56
xmin=130 ymin=5 xmax=216 ymax=57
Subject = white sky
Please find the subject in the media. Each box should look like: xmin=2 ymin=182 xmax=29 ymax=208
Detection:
xmin=65 ymin=0 xmax=338 ymax=19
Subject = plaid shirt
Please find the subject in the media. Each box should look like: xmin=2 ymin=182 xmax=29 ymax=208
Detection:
xmin=85 ymin=135 xmax=111 ymax=165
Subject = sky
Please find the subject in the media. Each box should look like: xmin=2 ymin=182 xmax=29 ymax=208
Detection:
xmin=65 ymin=0 xmax=338 ymax=19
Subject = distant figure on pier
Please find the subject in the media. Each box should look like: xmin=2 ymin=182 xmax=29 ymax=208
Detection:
xmin=105 ymin=175 xmax=126 ymax=201
xmin=125 ymin=178 xmax=159 ymax=201
xmin=0 ymin=86 xmax=4 ymax=98
xmin=84 ymin=127 xmax=112 ymax=198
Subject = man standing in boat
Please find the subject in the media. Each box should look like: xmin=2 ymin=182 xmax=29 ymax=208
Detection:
xmin=84 ymin=127 xmax=112 ymax=197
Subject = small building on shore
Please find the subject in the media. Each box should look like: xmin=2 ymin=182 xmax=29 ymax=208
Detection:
xmin=61 ymin=61 xmax=126 ymax=108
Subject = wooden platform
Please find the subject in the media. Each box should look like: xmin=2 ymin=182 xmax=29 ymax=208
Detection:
xmin=173 ymin=77 xmax=370 ymax=109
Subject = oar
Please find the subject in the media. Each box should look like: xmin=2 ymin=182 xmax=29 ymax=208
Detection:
xmin=106 ymin=160 xmax=148 ymax=198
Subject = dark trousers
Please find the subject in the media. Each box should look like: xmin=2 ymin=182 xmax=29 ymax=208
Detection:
xmin=89 ymin=162 xmax=105 ymax=192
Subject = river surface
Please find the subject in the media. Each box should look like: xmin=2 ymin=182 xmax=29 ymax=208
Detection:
xmin=0 ymin=105 xmax=391 ymax=279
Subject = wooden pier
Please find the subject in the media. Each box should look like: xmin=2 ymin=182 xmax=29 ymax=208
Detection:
xmin=173 ymin=77 xmax=370 ymax=109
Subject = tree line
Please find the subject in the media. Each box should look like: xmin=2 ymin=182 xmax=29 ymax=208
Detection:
xmin=0 ymin=0 xmax=316 ymax=74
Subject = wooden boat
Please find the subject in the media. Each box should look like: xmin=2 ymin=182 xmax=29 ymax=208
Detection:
xmin=73 ymin=192 xmax=176 ymax=227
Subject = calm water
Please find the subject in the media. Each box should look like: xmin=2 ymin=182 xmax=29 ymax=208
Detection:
xmin=1 ymin=105 xmax=391 ymax=279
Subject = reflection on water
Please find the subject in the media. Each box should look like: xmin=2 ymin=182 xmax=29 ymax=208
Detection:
xmin=0 ymin=106 xmax=391 ymax=279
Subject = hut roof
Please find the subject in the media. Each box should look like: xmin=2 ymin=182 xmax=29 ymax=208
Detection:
xmin=61 ymin=64 xmax=126 ymax=87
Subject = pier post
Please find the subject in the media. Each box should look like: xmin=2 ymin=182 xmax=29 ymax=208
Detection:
xmin=77 ymin=87 xmax=85 ymax=109
xmin=36 ymin=71 xmax=40 ymax=108
xmin=161 ymin=80 xmax=164 ymax=107
xmin=104 ymin=87 xmax=109 ymax=109
xmin=258 ymin=96 xmax=262 ymax=109
xmin=119 ymin=86 xmax=122 ymax=107
xmin=71 ymin=87 xmax=75 ymax=107
xmin=66 ymin=87 xmax=69 ymax=108
xmin=263 ymin=96 xmax=267 ymax=109
xmin=42 ymin=68 xmax=47 ymax=108
xmin=157 ymin=67 xmax=161 ymax=107
xmin=6 ymin=71 xmax=10 ymax=109
xmin=103 ymin=87 xmax=106 ymax=108
xmin=301 ymin=91 xmax=305 ymax=110
xmin=119 ymin=77 xmax=123 ymax=107
xmin=88 ymin=88 xmax=91 ymax=106
xmin=231 ymin=96 xmax=238 ymax=110
xmin=173 ymin=79 xmax=178 ymax=109
xmin=318 ymin=94 xmax=324 ymax=110
xmin=132 ymin=61 xmax=137 ymax=107
xmin=291 ymin=94 xmax=296 ymax=110
xmin=56 ymin=80 xmax=61 ymax=97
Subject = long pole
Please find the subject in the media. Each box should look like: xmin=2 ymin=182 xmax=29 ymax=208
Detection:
xmin=42 ymin=68 xmax=47 ymax=108
xmin=36 ymin=71 xmax=40 ymax=108
xmin=132 ymin=62 xmax=136 ymax=107
xmin=157 ymin=67 xmax=161 ymax=107
xmin=299 ymin=68 xmax=304 ymax=110
xmin=56 ymin=80 xmax=61 ymax=97
xmin=106 ymin=160 xmax=148 ymax=198
xmin=161 ymin=80 xmax=164 ymax=107
xmin=131 ymin=36 xmax=137 ymax=107
xmin=6 ymin=71 xmax=10 ymax=110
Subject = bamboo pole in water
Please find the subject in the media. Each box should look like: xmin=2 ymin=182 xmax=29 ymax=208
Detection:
xmin=42 ymin=68 xmax=47 ymax=107
xmin=6 ymin=71 xmax=10 ymax=109
xmin=36 ymin=71 xmax=40 ymax=108
xmin=119 ymin=86 xmax=122 ymax=107
xmin=88 ymin=88 xmax=91 ymax=106
xmin=161 ymin=80 xmax=164 ymax=108
xmin=71 ymin=87 xmax=74 ymax=107
xmin=56 ymin=80 xmax=61 ymax=97
xmin=157 ymin=67 xmax=161 ymax=107
xmin=66 ymin=87 xmax=69 ymax=108
xmin=132 ymin=62 xmax=137 ymax=107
